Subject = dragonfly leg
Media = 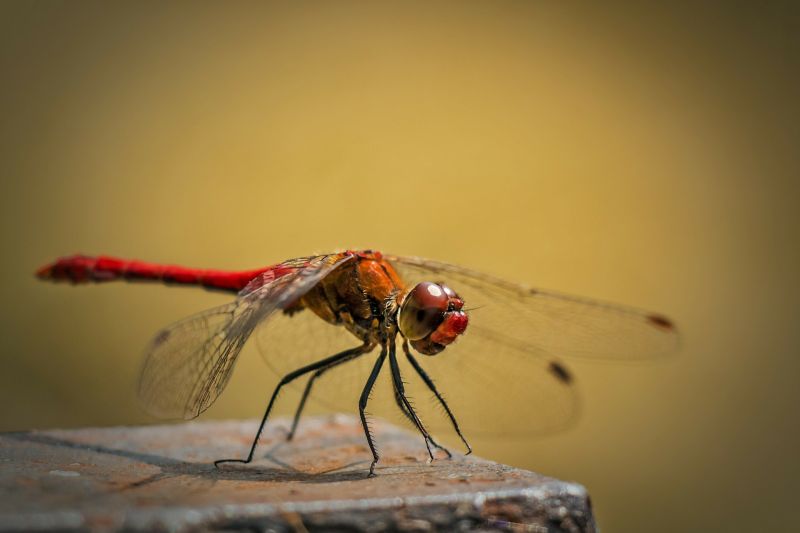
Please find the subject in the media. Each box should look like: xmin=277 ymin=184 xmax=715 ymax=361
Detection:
xmin=287 ymin=345 xmax=371 ymax=441
xmin=392 ymin=388 xmax=452 ymax=458
xmin=359 ymin=344 xmax=388 ymax=477
xmin=214 ymin=344 xmax=369 ymax=468
xmin=403 ymin=339 xmax=472 ymax=455
xmin=388 ymin=340 xmax=436 ymax=462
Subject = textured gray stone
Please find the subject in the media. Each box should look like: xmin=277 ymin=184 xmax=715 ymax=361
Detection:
xmin=0 ymin=416 xmax=595 ymax=532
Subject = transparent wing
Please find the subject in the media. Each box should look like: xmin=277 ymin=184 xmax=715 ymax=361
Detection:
xmin=386 ymin=254 xmax=679 ymax=360
xmin=253 ymin=253 xmax=678 ymax=441
xmin=137 ymin=302 xmax=245 ymax=419
xmin=137 ymin=253 xmax=354 ymax=420
xmin=386 ymin=254 xmax=677 ymax=439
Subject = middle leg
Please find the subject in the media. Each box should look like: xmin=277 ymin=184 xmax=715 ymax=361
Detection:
xmin=392 ymin=387 xmax=452 ymax=458
xmin=403 ymin=339 xmax=472 ymax=454
xmin=359 ymin=344 xmax=388 ymax=477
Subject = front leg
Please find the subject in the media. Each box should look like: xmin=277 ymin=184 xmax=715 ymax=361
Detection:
xmin=388 ymin=340 xmax=436 ymax=462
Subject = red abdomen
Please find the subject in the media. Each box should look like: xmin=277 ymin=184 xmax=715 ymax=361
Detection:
xmin=36 ymin=255 xmax=268 ymax=293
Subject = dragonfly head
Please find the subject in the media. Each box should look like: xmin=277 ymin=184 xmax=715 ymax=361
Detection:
xmin=397 ymin=281 xmax=468 ymax=355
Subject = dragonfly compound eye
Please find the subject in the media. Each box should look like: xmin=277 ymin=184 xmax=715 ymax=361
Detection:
xmin=399 ymin=282 xmax=469 ymax=355
xmin=398 ymin=282 xmax=449 ymax=340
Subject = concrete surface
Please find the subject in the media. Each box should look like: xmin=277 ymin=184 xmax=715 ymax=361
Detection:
xmin=0 ymin=415 xmax=595 ymax=532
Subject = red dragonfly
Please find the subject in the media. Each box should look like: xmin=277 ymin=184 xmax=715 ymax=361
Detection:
xmin=36 ymin=250 xmax=677 ymax=475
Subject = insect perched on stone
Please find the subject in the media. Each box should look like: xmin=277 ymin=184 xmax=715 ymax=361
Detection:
xmin=37 ymin=249 xmax=678 ymax=476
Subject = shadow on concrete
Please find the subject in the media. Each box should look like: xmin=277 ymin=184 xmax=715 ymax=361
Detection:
xmin=4 ymin=431 xmax=375 ymax=487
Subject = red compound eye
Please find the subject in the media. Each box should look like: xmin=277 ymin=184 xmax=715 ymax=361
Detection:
xmin=398 ymin=282 xmax=449 ymax=340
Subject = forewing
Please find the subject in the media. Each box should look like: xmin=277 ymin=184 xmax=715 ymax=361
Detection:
xmin=386 ymin=254 xmax=679 ymax=360
xmin=137 ymin=253 xmax=354 ymax=420
xmin=377 ymin=254 xmax=678 ymax=438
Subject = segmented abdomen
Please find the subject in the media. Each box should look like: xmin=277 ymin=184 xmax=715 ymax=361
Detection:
xmin=36 ymin=255 xmax=268 ymax=293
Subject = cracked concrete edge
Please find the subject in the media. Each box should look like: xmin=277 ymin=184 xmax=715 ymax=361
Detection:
xmin=0 ymin=483 xmax=594 ymax=532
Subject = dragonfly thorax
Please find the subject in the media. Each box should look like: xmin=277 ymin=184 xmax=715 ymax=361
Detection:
xmin=397 ymin=281 xmax=469 ymax=355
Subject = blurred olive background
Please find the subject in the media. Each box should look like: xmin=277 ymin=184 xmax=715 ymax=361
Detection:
xmin=1 ymin=1 xmax=798 ymax=531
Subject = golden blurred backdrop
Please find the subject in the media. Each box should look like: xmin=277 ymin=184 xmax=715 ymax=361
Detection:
xmin=1 ymin=2 xmax=798 ymax=531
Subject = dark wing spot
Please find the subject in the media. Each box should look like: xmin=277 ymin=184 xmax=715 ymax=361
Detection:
xmin=153 ymin=329 xmax=171 ymax=346
xmin=647 ymin=314 xmax=675 ymax=331
xmin=548 ymin=361 xmax=573 ymax=384
xmin=528 ymin=288 xmax=538 ymax=295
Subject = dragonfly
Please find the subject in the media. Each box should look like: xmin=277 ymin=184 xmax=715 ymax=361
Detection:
xmin=36 ymin=250 xmax=678 ymax=476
